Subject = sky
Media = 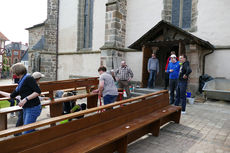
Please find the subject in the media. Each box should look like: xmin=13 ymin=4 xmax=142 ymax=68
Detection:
xmin=0 ymin=0 xmax=47 ymax=45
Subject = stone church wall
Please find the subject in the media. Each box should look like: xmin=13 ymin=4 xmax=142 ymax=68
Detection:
xmin=57 ymin=52 xmax=101 ymax=80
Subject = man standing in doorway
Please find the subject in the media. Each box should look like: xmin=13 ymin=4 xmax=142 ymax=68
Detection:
xmin=115 ymin=61 xmax=134 ymax=99
xmin=175 ymin=54 xmax=192 ymax=114
xmin=147 ymin=53 xmax=159 ymax=88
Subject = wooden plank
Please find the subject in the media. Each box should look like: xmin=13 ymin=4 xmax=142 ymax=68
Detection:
xmin=0 ymin=114 xmax=7 ymax=130
xmin=0 ymin=106 xmax=22 ymax=114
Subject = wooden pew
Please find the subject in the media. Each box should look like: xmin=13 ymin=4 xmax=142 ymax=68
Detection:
xmin=0 ymin=77 xmax=99 ymax=131
xmin=0 ymin=90 xmax=181 ymax=153
xmin=0 ymin=92 xmax=98 ymax=130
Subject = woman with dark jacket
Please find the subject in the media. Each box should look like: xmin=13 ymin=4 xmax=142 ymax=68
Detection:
xmin=0 ymin=63 xmax=42 ymax=134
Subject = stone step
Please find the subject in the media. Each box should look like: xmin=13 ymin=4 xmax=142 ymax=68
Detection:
xmin=131 ymin=92 xmax=144 ymax=97
xmin=133 ymin=88 xmax=163 ymax=94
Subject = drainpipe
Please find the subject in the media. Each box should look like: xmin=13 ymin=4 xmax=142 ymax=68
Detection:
xmin=55 ymin=0 xmax=60 ymax=80
xmin=202 ymin=49 xmax=214 ymax=75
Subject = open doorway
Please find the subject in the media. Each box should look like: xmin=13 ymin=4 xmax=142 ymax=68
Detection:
xmin=142 ymin=44 xmax=179 ymax=88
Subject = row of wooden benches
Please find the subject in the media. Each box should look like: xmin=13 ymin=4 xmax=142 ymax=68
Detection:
xmin=0 ymin=90 xmax=181 ymax=153
xmin=0 ymin=77 xmax=99 ymax=131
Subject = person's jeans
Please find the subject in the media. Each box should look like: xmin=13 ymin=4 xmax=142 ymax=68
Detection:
xmin=164 ymin=72 xmax=169 ymax=89
xmin=8 ymin=99 xmax=15 ymax=107
xmin=14 ymin=110 xmax=24 ymax=136
xmin=169 ymin=79 xmax=178 ymax=104
xmin=118 ymin=80 xmax=131 ymax=99
xmin=23 ymin=104 xmax=42 ymax=134
xmin=103 ymin=95 xmax=117 ymax=105
xmin=175 ymin=81 xmax=187 ymax=111
xmin=148 ymin=70 xmax=156 ymax=88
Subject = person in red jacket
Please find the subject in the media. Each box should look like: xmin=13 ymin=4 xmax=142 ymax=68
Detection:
xmin=12 ymin=74 xmax=20 ymax=84
xmin=164 ymin=51 xmax=178 ymax=90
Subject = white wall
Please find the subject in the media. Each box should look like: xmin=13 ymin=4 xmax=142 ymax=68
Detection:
xmin=125 ymin=0 xmax=163 ymax=48
xmin=194 ymin=0 xmax=230 ymax=46
xmin=58 ymin=0 xmax=78 ymax=52
xmin=125 ymin=52 xmax=143 ymax=82
xmin=205 ymin=50 xmax=230 ymax=79
xmin=92 ymin=0 xmax=106 ymax=50
xmin=58 ymin=53 xmax=101 ymax=80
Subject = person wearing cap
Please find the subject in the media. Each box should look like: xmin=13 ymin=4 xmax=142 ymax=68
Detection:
xmin=0 ymin=63 xmax=42 ymax=134
xmin=164 ymin=51 xmax=178 ymax=90
xmin=32 ymin=72 xmax=45 ymax=81
xmin=167 ymin=54 xmax=180 ymax=105
xmin=32 ymin=72 xmax=50 ymax=101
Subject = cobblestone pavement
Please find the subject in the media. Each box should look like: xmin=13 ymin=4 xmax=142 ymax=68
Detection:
xmin=127 ymin=100 xmax=230 ymax=153
xmin=0 ymin=79 xmax=12 ymax=85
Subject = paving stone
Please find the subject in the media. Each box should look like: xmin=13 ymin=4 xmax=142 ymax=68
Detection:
xmin=127 ymin=100 xmax=230 ymax=153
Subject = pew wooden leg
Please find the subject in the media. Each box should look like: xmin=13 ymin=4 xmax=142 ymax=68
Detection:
xmin=0 ymin=114 xmax=7 ymax=130
xmin=50 ymin=103 xmax=63 ymax=117
xmin=117 ymin=136 xmax=128 ymax=153
xmin=150 ymin=120 xmax=160 ymax=137
xmin=49 ymin=103 xmax=63 ymax=127
xmin=170 ymin=109 xmax=181 ymax=124
xmin=87 ymin=95 xmax=98 ymax=109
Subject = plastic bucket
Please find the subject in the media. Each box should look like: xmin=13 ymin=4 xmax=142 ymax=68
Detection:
xmin=187 ymin=98 xmax=194 ymax=104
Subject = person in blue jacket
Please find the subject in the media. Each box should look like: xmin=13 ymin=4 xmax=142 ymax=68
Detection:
xmin=167 ymin=54 xmax=180 ymax=104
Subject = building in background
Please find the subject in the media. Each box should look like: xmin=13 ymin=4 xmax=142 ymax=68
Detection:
xmin=27 ymin=0 xmax=230 ymax=94
xmin=0 ymin=32 xmax=9 ymax=78
xmin=4 ymin=42 xmax=29 ymax=76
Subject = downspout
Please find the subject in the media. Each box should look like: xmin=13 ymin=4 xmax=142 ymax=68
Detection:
xmin=202 ymin=49 xmax=214 ymax=75
xmin=55 ymin=0 xmax=60 ymax=80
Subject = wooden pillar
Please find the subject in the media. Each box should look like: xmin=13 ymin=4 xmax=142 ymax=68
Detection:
xmin=87 ymin=94 xmax=98 ymax=109
xmin=142 ymin=45 xmax=152 ymax=88
xmin=49 ymin=90 xmax=62 ymax=118
xmin=179 ymin=41 xmax=185 ymax=56
xmin=179 ymin=41 xmax=182 ymax=56
xmin=0 ymin=114 xmax=7 ymax=130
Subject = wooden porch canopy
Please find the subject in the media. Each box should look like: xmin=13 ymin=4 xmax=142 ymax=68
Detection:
xmin=128 ymin=20 xmax=214 ymax=50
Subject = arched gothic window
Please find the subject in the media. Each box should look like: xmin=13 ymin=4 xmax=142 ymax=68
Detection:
xmin=162 ymin=0 xmax=197 ymax=31
xmin=78 ymin=0 xmax=94 ymax=50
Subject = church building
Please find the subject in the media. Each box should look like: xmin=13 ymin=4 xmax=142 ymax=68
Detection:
xmin=26 ymin=0 xmax=230 ymax=94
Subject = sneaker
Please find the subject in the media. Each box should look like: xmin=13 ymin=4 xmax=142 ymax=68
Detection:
xmin=181 ymin=111 xmax=186 ymax=115
xmin=10 ymin=113 xmax=16 ymax=118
